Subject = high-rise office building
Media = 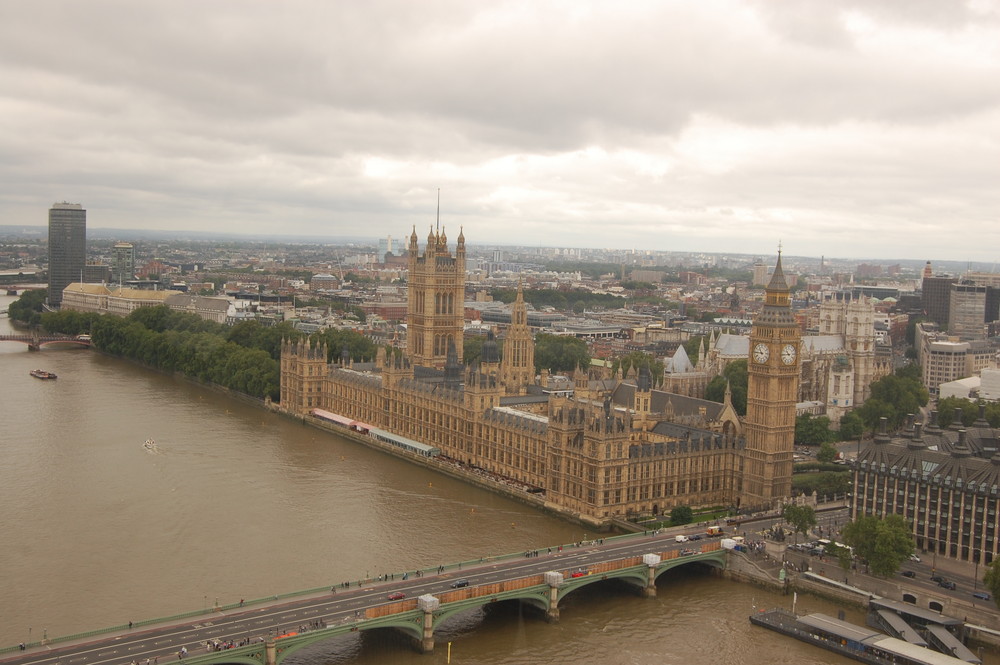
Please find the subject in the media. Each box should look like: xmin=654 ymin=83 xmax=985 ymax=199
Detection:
xmin=921 ymin=275 xmax=956 ymax=327
xmin=112 ymin=242 xmax=136 ymax=285
xmin=948 ymin=282 xmax=987 ymax=340
xmin=378 ymin=235 xmax=394 ymax=261
xmin=48 ymin=202 xmax=87 ymax=307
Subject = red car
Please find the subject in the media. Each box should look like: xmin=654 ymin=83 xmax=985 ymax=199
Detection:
xmin=387 ymin=591 xmax=406 ymax=600
xmin=571 ymin=570 xmax=588 ymax=578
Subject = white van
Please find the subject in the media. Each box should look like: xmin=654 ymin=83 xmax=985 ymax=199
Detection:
xmin=675 ymin=534 xmax=689 ymax=543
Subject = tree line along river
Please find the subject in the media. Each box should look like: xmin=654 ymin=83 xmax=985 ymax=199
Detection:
xmin=3 ymin=294 xmax=994 ymax=665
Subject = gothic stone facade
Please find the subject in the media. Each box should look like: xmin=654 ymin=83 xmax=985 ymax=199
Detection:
xmin=280 ymin=237 xmax=799 ymax=525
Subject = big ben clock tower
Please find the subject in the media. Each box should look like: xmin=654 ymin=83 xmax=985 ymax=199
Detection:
xmin=742 ymin=251 xmax=800 ymax=509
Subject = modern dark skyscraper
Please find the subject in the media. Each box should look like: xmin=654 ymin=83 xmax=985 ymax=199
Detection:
xmin=48 ymin=202 xmax=87 ymax=307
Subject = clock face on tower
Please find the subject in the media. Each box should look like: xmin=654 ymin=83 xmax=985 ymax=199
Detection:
xmin=781 ymin=344 xmax=797 ymax=365
xmin=753 ymin=343 xmax=770 ymax=364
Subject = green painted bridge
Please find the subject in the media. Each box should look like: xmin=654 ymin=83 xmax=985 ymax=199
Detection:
xmin=182 ymin=547 xmax=725 ymax=664
xmin=2 ymin=536 xmax=729 ymax=665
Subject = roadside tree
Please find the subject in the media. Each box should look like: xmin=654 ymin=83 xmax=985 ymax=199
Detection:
xmin=816 ymin=441 xmax=838 ymax=463
xmin=782 ymin=504 xmax=816 ymax=543
xmin=841 ymin=514 xmax=914 ymax=577
xmin=983 ymin=559 xmax=1000 ymax=610
xmin=795 ymin=414 xmax=834 ymax=446
xmin=838 ymin=412 xmax=864 ymax=441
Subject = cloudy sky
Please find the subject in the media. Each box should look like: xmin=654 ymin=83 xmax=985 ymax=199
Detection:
xmin=1 ymin=1 xmax=998 ymax=261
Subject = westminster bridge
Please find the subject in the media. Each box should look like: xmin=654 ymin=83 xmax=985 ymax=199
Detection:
xmin=1 ymin=532 xmax=729 ymax=665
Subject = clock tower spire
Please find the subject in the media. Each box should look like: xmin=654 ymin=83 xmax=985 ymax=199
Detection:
xmin=742 ymin=250 xmax=800 ymax=510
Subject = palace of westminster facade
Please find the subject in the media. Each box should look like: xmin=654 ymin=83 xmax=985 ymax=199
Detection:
xmin=281 ymin=228 xmax=801 ymax=526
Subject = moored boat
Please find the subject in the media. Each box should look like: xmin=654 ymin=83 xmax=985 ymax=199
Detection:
xmin=29 ymin=369 xmax=57 ymax=380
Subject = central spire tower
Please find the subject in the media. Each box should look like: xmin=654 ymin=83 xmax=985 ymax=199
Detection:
xmin=407 ymin=222 xmax=466 ymax=369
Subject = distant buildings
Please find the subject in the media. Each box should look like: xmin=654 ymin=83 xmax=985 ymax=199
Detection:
xmin=48 ymin=202 xmax=87 ymax=308
xmin=705 ymin=293 xmax=890 ymax=422
xmin=915 ymin=322 xmax=997 ymax=396
xmin=61 ymin=283 xmax=230 ymax=324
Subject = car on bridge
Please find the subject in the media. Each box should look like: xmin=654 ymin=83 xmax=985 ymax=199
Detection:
xmin=900 ymin=571 xmax=916 ymax=578
xmin=571 ymin=569 xmax=588 ymax=578
xmin=450 ymin=579 xmax=470 ymax=588
xmin=387 ymin=591 xmax=406 ymax=600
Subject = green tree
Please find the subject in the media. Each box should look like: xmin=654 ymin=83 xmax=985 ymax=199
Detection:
xmin=795 ymin=414 xmax=833 ymax=446
xmin=791 ymin=471 xmax=851 ymax=497
xmin=7 ymin=288 xmax=47 ymax=326
xmin=705 ymin=359 xmax=747 ymax=415
xmin=855 ymin=367 xmax=928 ymax=432
xmin=782 ymin=504 xmax=817 ymax=543
xmin=983 ymin=559 xmax=1000 ymax=609
xmin=534 ymin=333 xmax=590 ymax=373
xmin=841 ymin=514 xmax=914 ymax=577
xmin=816 ymin=441 xmax=837 ymax=463
xmin=670 ymin=505 xmax=693 ymax=526
xmin=683 ymin=335 xmax=705 ymax=366
xmin=895 ymin=363 xmax=922 ymax=382
xmin=935 ymin=397 xmax=979 ymax=428
xmin=463 ymin=335 xmax=503 ymax=366
xmin=839 ymin=412 xmax=864 ymax=441
xmin=841 ymin=515 xmax=879 ymax=564
xmin=311 ymin=328 xmax=377 ymax=363
xmin=615 ymin=351 xmax=664 ymax=388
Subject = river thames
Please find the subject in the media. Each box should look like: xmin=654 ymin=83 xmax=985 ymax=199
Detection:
xmin=2 ymin=293 xmax=991 ymax=665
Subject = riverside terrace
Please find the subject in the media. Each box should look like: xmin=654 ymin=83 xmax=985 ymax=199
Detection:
xmin=1 ymin=533 xmax=727 ymax=664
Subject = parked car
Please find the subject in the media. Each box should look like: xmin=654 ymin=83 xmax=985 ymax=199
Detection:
xmin=972 ymin=591 xmax=991 ymax=601
xmin=450 ymin=579 xmax=470 ymax=588
xmin=938 ymin=580 xmax=956 ymax=590
xmin=387 ymin=591 xmax=406 ymax=600
xmin=909 ymin=553 xmax=921 ymax=562
xmin=901 ymin=571 xmax=916 ymax=578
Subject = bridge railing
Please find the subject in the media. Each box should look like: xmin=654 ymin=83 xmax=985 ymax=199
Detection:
xmin=1 ymin=529 xmax=696 ymax=654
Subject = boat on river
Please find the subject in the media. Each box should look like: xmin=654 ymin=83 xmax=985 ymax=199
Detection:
xmin=29 ymin=369 xmax=57 ymax=380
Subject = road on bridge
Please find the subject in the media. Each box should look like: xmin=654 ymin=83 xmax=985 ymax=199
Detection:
xmin=1 ymin=529 xmax=724 ymax=665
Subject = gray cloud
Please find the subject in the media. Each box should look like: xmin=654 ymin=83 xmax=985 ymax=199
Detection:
xmin=0 ymin=0 xmax=998 ymax=260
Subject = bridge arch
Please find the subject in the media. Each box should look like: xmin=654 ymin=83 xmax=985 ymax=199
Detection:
xmin=653 ymin=555 xmax=726 ymax=582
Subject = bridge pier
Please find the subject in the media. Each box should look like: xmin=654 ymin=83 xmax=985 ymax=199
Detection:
xmin=642 ymin=554 xmax=661 ymax=597
xmin=417 ymin=594 xmax=441 ymax=653
xmin=543 ymin=571 xmax=564 ymax=622
xmin=264 ymin=640 xmax=276 ymax=665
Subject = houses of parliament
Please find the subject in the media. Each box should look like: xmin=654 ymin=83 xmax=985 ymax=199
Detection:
xmin=280 ymin=228 xmax=800 ymax=527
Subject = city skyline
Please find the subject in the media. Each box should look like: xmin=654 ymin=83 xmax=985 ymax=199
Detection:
xmin=1 ymin=2 xmax=998 ymax=261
